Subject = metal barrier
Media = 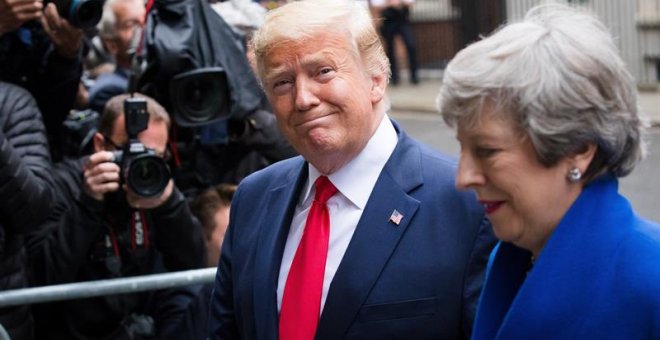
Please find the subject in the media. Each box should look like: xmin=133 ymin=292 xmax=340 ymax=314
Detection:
xmin=0 ymin=267 xmax=216 ymax=308
xmin=0 ymin=324 xmax=8 ymax=340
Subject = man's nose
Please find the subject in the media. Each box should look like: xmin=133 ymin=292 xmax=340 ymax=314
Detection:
xmin=294 ymin=77 xmax=320 ymax=111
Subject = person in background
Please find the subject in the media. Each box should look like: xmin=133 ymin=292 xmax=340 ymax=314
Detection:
xmin=192 ymin=183 xmax=237 ymax=267
xmin=27 ymin=93 xmax=206 ymax=340
xmin=0 ymin=0 xmax=84 ymax=160
xmin=437 ymin=4 xmax=660 ymax=339
xmin=209 ymin=1 xmax=495 ymax=339
xmin=136 ymin=0 xmax=297 ymax=197
xmin=370 ymin=0 xmax=418 ymax=85
xmin=88 ymin=0 xmax=146 ymax=112
xmin=0 ymin=81 xmax=54 ymax=339
xmin=158 ymin=183 xmax=236 ymax=340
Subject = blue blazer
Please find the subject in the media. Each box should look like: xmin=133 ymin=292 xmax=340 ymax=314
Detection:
xmin=209 ymin=120 xmax=496 ymax=340
xmin=472 ymin=177 xmax=660 ymax=340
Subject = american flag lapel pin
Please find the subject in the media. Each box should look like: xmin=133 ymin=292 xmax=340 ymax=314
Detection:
xmin=389 ymin=209 xmax=403 ymax=226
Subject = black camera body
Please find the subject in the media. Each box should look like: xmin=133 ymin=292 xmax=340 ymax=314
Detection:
xmin=46 ymin=0 xmax=104 ymax=28
xmin=112 ymin=97 xmax=170 ymax=198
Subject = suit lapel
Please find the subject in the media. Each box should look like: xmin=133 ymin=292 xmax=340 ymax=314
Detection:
xmin=253 ymin=161 xmax=308 ymax=340
xmin=316 ymin=128 xmax=424 ymax=340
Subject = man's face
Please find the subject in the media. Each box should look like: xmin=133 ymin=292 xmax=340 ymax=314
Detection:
xmin=207 ymin=205 xmax=230 ymax=267
xmin=103 ymin=115 xmax=169 ymax=159
xmin=260 ymin=31 xmax=386 ymax=174
xmin=109 ymin=0 xmax=146 ymax=64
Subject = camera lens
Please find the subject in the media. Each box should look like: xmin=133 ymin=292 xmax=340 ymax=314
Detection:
xmin=126 ymin=154 xmax=170 ymax=198
xmin=169 ymin=68 xmax=231 ymax=126
xmin=69 ymin=0 xmax=104 ymax=28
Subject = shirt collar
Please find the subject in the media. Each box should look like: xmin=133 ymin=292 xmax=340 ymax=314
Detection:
xmin=302 ymin=114 xmax=398 ymax=209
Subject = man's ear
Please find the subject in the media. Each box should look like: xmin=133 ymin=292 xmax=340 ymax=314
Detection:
xmin=92 ymin=132 xmax=105 ymax=153
xmin=370 ymin=72 xmax=387 ymax=104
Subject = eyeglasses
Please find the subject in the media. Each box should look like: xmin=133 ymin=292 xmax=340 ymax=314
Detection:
xmin=102 ymin=134 xmax=171 ymax=161
xmin=102 ymin=134 xmax=123 ymax=151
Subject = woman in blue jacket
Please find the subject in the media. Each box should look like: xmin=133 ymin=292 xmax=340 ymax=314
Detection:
xmin=437 ymin=3 xmax=660 ymax=339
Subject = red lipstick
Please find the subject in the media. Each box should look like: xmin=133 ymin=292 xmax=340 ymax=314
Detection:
xmin=480 ymin=201 xmax=503 ymax=214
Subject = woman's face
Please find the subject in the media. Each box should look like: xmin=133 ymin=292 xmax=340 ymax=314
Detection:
xmin=454 ymin=102 xmax=583 ymax=256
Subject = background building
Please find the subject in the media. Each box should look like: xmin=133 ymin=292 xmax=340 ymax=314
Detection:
xmin=404 ymin=0 xmax=659 ymax=87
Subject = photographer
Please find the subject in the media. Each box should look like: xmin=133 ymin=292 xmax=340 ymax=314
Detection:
xmin=138 ymin=0 xmax=296 ymax=195
xmin=88 ymin=0 xmax=146 ymax=113
xmin=27 ymin=93 xmax=206 ymax=340
xmin=0 ymin=81 xmax=54 ymax=340
xmin=0 ymin=0 xmax=84 ymax=160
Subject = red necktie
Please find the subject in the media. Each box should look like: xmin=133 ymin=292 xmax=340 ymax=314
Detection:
xmin=279 ymin=176 xmax=337 ymax=340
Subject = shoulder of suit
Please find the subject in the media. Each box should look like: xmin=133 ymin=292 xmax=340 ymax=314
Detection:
xmin=240 ymin=155 xmax=304 ymax=188
xmin=405 ymin=137 xmax=458 ymax=172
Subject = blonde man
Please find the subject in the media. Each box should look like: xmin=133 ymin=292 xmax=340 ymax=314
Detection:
xmin=209 ymin=1 xmax=495 ymax=339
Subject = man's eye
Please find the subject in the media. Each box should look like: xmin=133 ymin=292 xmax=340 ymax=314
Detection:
xmin=118 ymin=19 xmax=141 ymax=30
xmin=475 ymin=147 xmax=498 ymax=158
xmin=273 ymin=79 xmax=291 ymax=88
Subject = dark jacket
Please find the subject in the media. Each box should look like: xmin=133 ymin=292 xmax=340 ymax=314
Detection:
xmin=0 ymin=24 xmax=83 ymax=160
xmin=27 ymin=158 xmax=206 ymax=340
xmin=174 ymin=108 xmax=296 ymax=196
xmin=0 ymin=82 xmax=54 ymax=340
xmin=138 ymin=0 xmax=296 ymax=193
xmin=156 ymin=283 xmax=213 ymax=340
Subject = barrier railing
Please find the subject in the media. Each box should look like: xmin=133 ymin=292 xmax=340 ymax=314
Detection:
xmin=0 ymin=267 xmax=216 ymax=308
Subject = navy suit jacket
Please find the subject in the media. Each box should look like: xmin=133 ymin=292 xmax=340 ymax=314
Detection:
xmin=209 ymin=120 xmax=496 ymax=339
xmin=472 ymin=177 xmax=660 ymax=339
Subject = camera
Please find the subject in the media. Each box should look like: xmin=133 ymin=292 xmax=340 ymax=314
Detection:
xmin=111 ymin=97 xmax=171 ymax=198
xmin=169 ymin=67 xmax=231 ymax=127
xmin=45 ymin=0 xmax=104 ymax=29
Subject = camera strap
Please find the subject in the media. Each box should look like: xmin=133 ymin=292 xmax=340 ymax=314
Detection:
xmin=130 ymin=210 xmax=150 ymax=250
xmin=169 ymin=125 xmax=182 ymax=168
xmin=105 ymin=226 xmax=122 ymax=276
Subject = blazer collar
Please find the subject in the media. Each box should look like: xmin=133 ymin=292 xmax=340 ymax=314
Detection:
xmin=252 ymin=119 xmax=425 ymax=340
xmin=252 ymin=158 xmax=308 ymax=340
xmin=316 ymin=119 xmax=424 ymax=339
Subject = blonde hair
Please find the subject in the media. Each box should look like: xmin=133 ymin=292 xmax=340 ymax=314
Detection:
xmin=250 ymin=0 xmax=390 ymax=83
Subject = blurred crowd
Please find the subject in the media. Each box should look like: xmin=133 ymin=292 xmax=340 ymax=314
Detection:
xmin=0 ymin=0 xmax=294 ymax=338
xmin=3 ymin=0 xmax=660 ymax=339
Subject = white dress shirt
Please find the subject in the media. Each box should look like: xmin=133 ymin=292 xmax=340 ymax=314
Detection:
xmin=277 ymin=115 xmax=398 ymax=314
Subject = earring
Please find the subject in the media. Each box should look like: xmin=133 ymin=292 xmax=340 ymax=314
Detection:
xmin=567 ymin=167 xmax=582 ymax=183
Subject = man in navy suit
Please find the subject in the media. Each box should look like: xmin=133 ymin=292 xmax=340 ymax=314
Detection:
xmin=209 ymin=1 xmax=495 ymax=339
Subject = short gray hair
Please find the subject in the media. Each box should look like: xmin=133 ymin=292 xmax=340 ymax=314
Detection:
xmin=97 ymin=0 xmax=142 ymax=38
xmin=250 ymin=0 xmax=390 ymax=84
xmin=97 ymin=0 xmax=120 ymax=38
xmin=437 ymin=3 xmax=647 ymax=180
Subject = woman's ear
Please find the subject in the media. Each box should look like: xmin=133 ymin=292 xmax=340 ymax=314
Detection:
xmin=571 ymin=143 xmax=598 ymax=175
